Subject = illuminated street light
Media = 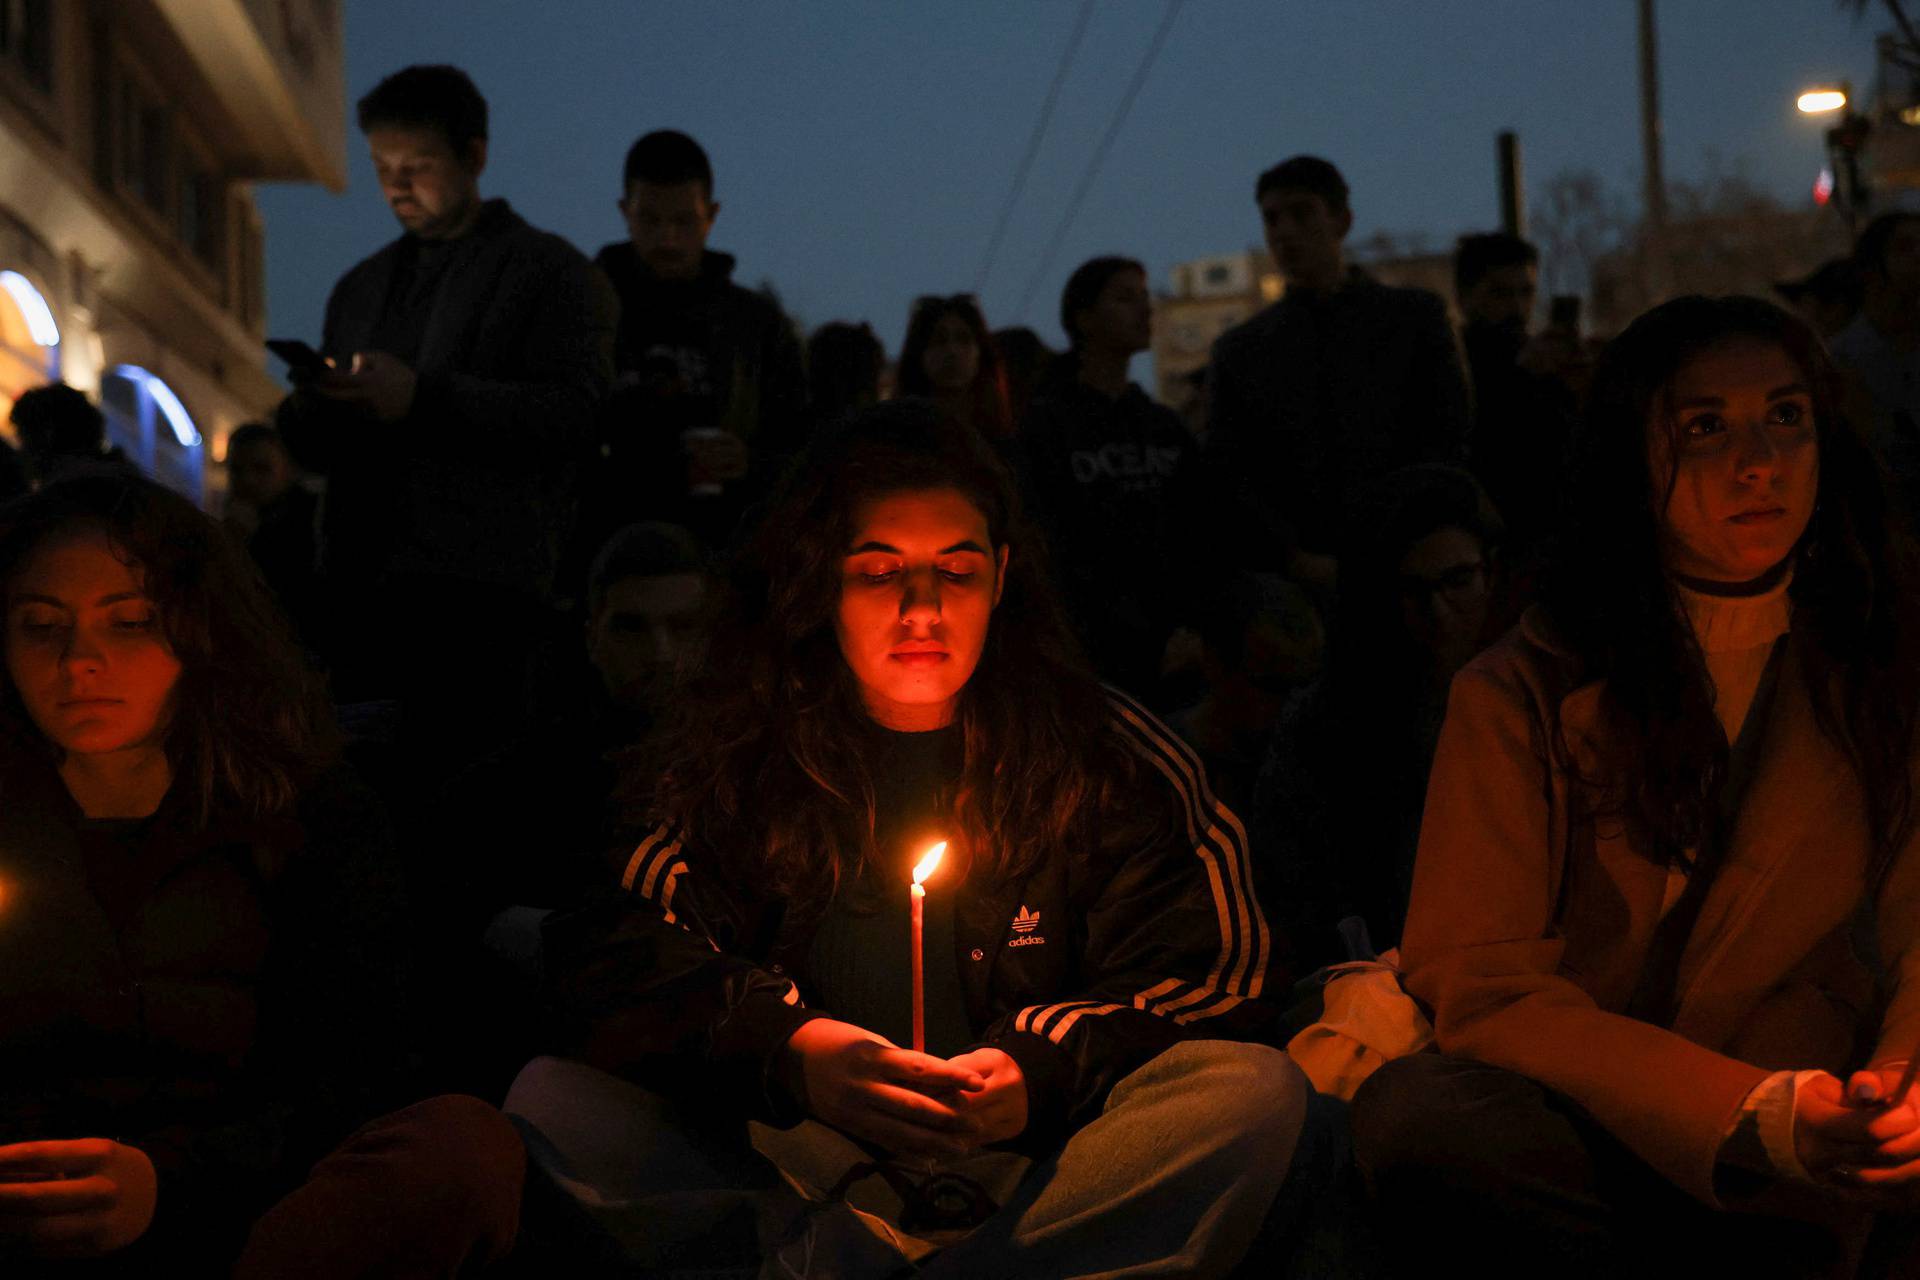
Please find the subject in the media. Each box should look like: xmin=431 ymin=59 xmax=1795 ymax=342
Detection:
xmin=111 ymin=364 xmax=200 ymax=447
xmin=0 ymin=271 xmax=59 ymax=347
xmin=1795 ymin=80 xmax=1868 ymax=231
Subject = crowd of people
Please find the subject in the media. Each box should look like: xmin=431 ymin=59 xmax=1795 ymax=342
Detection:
xmin=7 ymin=59 xmax=1920 ymax=1277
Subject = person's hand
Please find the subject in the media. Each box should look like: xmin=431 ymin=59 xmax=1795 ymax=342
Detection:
xmin=946 ymin=1047 xmax=1027 ymax=1146
xmin=309 ymin=351 xmax=417 ymax=422
xmin=779 ymin=1019 xmax=985 ymax=1159
xmin=1795 ymin=1066 xmax=1920 ymax=1208
xmin=0 ymin=1139 xmax=157 ymax=1258
xmin=685 ymin=430 xmax=750 ymax=486
xmin=346 ymin=351 xmax=418 ymax=422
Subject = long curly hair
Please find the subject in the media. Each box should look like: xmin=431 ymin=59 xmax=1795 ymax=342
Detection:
xmin=1539 ymin=295 xmax=1918 ymax=878
xmin=640 ymin=399 xmax=1137 ymax=912
xmin=0 ymin=473 xmax=337 ymax=825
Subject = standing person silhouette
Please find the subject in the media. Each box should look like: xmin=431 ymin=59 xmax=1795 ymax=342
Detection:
xmin=276 ymin=64 xmax=615 ymax=763
xmin=1204 ymin=156 xmax=1470 ymax=593
xmin=583 ymin=129 xmax=807 ymax=557
xmin=1019 ymin=256 xmax=1195 ymax=697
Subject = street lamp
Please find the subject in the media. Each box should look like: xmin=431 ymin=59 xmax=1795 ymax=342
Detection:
xmin=1799 ymin=81 xmax=1870 ymax=229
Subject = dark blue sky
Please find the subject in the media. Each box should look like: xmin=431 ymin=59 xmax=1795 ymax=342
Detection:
xmin=255 ymin=0 xmax=1883 ymax=366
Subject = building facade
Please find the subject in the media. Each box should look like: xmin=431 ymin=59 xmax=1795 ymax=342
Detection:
xmin=1151 ymin=245 xmax=1456 ymax=408
xmin=1151 ymin=249 xmax=1275 ymax=409
xmin=0 ymin=0 xmax=344 ymax=504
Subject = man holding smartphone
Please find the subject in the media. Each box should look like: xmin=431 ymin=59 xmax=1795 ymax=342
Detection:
xmin=275 ymin=64 xmax=615 ymax=753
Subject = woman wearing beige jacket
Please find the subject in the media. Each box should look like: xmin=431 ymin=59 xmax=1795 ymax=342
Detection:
xmin=1353 ymin=296 xmax=1920 ymax=1278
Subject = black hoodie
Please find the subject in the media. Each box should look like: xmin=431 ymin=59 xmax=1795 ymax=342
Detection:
xmin=576 ymin=245 xmax=806 ymax=557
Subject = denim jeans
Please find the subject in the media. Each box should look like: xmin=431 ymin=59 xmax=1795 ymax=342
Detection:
xmin=505 ymin=1040 xmax=1312 ymax=1278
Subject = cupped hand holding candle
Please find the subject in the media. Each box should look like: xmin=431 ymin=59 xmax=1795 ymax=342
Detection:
xmin=777 ymin=1020 xmax=983 ymax=1158
xmin=945 ymin=1046 xmax=1029 ymax=1145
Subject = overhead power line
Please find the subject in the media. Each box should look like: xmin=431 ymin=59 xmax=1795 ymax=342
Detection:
xmin=1012 ymin=0 xmax=1186 ymax=325
xmin=972 ymin=0 xmax=1097 ymax=294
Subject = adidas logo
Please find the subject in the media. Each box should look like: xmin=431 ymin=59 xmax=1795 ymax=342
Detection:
xmin=1008 ymin=906 xmax=1045 ymax=947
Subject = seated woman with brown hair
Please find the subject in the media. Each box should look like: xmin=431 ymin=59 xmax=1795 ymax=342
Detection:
xmin=514 ymin=400 xmax=1315 ymax=1277
xmin=1352 ymin=295 xmax=1920 ymax=1276
xmin=0 ymin=474 xmax=521 ymax=1275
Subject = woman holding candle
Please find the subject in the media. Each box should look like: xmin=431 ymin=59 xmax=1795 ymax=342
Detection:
xmin=0 ymin=474 xmax=522 ymax=1275
xmin=516 ymin=401 xmax=1315 ymax=1277
xmin=1352 ymin=296 xmax=1920 ymax=1276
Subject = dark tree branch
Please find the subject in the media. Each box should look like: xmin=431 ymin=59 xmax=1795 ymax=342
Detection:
xmin=1883 ymin=0 xmax=1920 ymax=56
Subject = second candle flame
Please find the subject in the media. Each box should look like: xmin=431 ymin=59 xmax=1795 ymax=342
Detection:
xmin=912 ymin=841 xmax=948 ymax=887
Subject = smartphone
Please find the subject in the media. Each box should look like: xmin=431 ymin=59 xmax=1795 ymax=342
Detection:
xmin=266 ymin=338 xmax=330 ymax=382
xmin=1548 ymin=295 xmax=1582 ymax=335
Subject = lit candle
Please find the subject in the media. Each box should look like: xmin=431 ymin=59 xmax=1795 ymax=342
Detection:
xmin=910 ymin=841 xmax=947 ymax=1053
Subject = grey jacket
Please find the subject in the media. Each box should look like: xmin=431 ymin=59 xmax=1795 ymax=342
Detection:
xmin=279 ymin=200 xmax=617 ymax=598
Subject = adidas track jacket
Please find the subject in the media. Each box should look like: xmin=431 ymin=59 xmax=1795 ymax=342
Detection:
xmin=542 ymin=690 xmax=1275 ymax=1151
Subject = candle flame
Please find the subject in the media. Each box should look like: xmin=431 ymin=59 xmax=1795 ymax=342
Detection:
xmin=911 ymin=841 xmax=947 ymax=886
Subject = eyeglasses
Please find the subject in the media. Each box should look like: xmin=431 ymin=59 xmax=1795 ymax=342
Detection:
xmin=1398 ymin=561 xmax=1488 ymax=611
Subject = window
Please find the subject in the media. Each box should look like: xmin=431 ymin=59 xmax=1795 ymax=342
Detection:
xmin=0 ymin=0 xmax=52 ymax=95
xmin=237 ymin=207 xmax=265 ymax=330
xmin=90 ymin=47 xmax=233 ymax=300
xmin=91 ymin=56 xmax=115 ymax=187
xmin=99 ymin=366 xmax=144 ymax=462
xmin=177 ymin=165 xmax=202 ymax=250
xmin=100 ymin=365 xmax=204 ymax=504
xmin=177 ymin=153 xmax=225 ymax=268
xmin=136 ymin=104 xmax=171 ymax=214
xmin=0 ymin=269 xmax=58 ymax=439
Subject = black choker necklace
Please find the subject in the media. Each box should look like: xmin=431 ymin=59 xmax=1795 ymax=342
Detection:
xmin=1670 ymin=558 xmax=1792 ymax=599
